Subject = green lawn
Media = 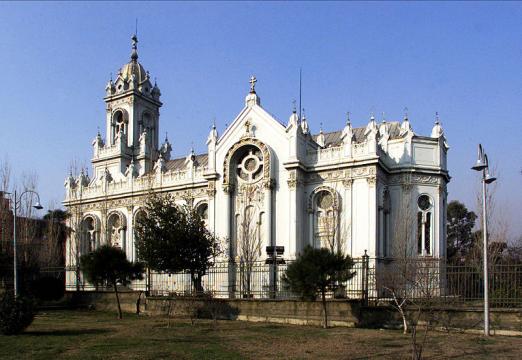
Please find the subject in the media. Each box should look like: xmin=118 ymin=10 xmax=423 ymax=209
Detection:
xmin=1 ymin=310 xmax=521 ymax=359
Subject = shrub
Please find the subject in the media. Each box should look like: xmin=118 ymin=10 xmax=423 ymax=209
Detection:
xmin=0 ymin=292 xmax=35 ymax=335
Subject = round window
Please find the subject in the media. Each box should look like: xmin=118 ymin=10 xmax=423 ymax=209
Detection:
xmin=236 ymin=146 xmax=263 ymax=183
xmin=317 ymin=191 xmax=334 ymax=210
xmin=417 ymin=195 xmax=432 ymax=211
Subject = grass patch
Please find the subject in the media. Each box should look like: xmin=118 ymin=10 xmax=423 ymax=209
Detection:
xmin=0 ymin=310 xmax=521 ymax=359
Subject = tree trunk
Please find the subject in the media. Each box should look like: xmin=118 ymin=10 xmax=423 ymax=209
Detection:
xmin=113 ymin=279 xmax=122 ymax=319
xmin=321 ymin=288 xmax=328 ymax=329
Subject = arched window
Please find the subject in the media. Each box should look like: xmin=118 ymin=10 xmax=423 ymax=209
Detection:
xmin=313 ymin=190 xmax=337 ymax=250
xmin=196 ymin=202 xmax=209 ymax=227
xmin=81 ymin=215 xmax=100 ymax=254
xmin=417 ymin=194 xmax=433 ymax=256
xmin=112 ymin=110 xmax=127 ymax=144
xmin=107 ymin=212 xmax=127 ymax=250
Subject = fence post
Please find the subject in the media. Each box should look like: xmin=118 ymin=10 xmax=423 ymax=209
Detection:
xmin=146 ymin=268 xmax=151 ymax=296
xmin=361 ymin=250 xmax=369 ymax=306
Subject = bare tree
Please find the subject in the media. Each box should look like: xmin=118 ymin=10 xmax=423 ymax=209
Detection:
xmin=236 ymin=184 xmax=263 ymax=298
xmin=378 ymin=187 xmax=441 ymax=359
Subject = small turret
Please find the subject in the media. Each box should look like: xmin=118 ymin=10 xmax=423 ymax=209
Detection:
xmin=316 ymin=124 xmax=325 ymax=148
xmin=400 ymin=108 xmax=413 ymax=136
xmin=364 ymin=113 xmax=378 ymax=138
xmin=287 ymin=101 xmax=299 ymax=129
xmin=431 ymin=112 xmax=444 ymax=138
xmin=300 ymin=109 xmax=310 ymax=135
xmin=159 ymin=133 xmax=172 ymax=161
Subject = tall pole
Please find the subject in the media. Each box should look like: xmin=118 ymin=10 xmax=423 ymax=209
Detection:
xmin=482 ymin=173 xmax=490 ymax=336
xmin=13 ymin=190 xmax=18 ymax=298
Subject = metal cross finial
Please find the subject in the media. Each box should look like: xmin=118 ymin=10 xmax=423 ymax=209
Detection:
xmin=249 ymin=75 xmax=257 ymax=93
xmin=346 ymin=111 xmax=351 ymax=125
xmin=131 ymin=32 xmax=139 ymax=62
xmin=292 ymin=99 xmax=297 ymax=113
xmin=435 ymin=111 xmax=440 ymax=124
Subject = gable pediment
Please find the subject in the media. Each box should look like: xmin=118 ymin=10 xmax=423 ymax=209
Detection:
xmin=216 ymin=103 xmax=288 ymax=156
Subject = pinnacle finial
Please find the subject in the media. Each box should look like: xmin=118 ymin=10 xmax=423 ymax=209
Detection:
xmin=302 ymin=108 xmax=306 ymax=119
xmin=346 ymin=111 xmax=351 ymax=126
xmin=131 ymin=33 xmax=138 ymax=62
xmin=249 ymin=75 xmax=257 ymax=93
xmin=164 ymin=131 xmax=169 ymax=142
xmin=212 ymin=117 xmax=217 ymax=130
xmin=435 ymin=111 xmax=440 ymax=124
xmin=370 ymin=112 xmax=375 ymax=121
xmin=292 ymin=99 xmax=297 ymax=113
xmin=382 ymin=112 xmax=386 ymax=123
xmin=403 ymin=107 xmax=409 ymax=120
xmin=320 ymin=122 xmax=323 ymax=133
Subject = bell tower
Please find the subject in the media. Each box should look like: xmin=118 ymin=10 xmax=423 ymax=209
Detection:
xmin=94 ymin=34 xmax=163 ymax=178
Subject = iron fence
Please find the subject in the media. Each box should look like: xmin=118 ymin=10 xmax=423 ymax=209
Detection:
xmin=4 ymin=257 xmax=519 ymax=308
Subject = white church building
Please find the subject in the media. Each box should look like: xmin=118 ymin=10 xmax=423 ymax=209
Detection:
xmin=64 ymin=35 xmax=450 ymax=293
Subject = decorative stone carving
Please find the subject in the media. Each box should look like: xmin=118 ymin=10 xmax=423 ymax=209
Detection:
xmin=342 ymin=178 xmax=353 ymax=189
xmin=207 ymin=181 xmax=216 ymax=198
xmin=222 ymin=137 xmax=270 ymax=187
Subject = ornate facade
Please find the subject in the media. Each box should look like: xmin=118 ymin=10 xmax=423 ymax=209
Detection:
xmin=64 ymin=36 xmax=450 ymax=288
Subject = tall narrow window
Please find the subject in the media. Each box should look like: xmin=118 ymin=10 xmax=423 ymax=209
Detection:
xmin=417 ymin=194 xmax=433 ymax=256
xmin=382 ymin=189 xmax=390 ymax=257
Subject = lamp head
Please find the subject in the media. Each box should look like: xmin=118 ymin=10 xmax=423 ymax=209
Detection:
xmin=33 ymin=201 xmax=43 ymax=210
xmin=484 ymin=174 xmax=497 ymax=184
xmin=471 ymin=144 xmax=487 ymax=171
xmin=471 ymin=159 xmax=487 ymax=172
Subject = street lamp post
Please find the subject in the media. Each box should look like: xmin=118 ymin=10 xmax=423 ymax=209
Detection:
xmin=5 ymin=190 xmax=43 ymax=297
xmin=471 ymin=144 xmax=496 ymax=337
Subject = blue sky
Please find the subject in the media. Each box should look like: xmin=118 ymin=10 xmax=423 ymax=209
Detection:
xmin=0 ymin=2 xmax=521 ymax=239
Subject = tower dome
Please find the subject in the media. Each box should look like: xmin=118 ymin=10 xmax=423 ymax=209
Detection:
xmin=119 ymin=34 xmax=149 ymax=84
xmin=107 ymin=34 xmax=159 ymax=100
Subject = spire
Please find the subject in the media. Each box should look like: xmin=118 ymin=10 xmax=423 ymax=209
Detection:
xmin=159 ymin=131 xmax=172 ymax=161
xmin=207 ymin=119 xmax=218 ymax=144
xmin=400 ymin=107 xmax=413 ymax=136
xmin=431 ymin=111 xmax=444 ymax=138
xmin=301 ymin=108 xmax=309 ymax=135
xmin=287 ymin=100 xmax=299 ymax=128
xmin=131 ymin=34 xmax=138 ymax=62
xmin=365 ymin=112 xmax=378 ymax=136
xmin=316 ymin=122 xmax=325 ymax=147
xmin=342 ymin=111 xmax=353 ymax=144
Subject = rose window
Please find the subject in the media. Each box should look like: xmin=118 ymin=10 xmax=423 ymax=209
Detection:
xmin=237 ymin=147 xmax=263 ymax=183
